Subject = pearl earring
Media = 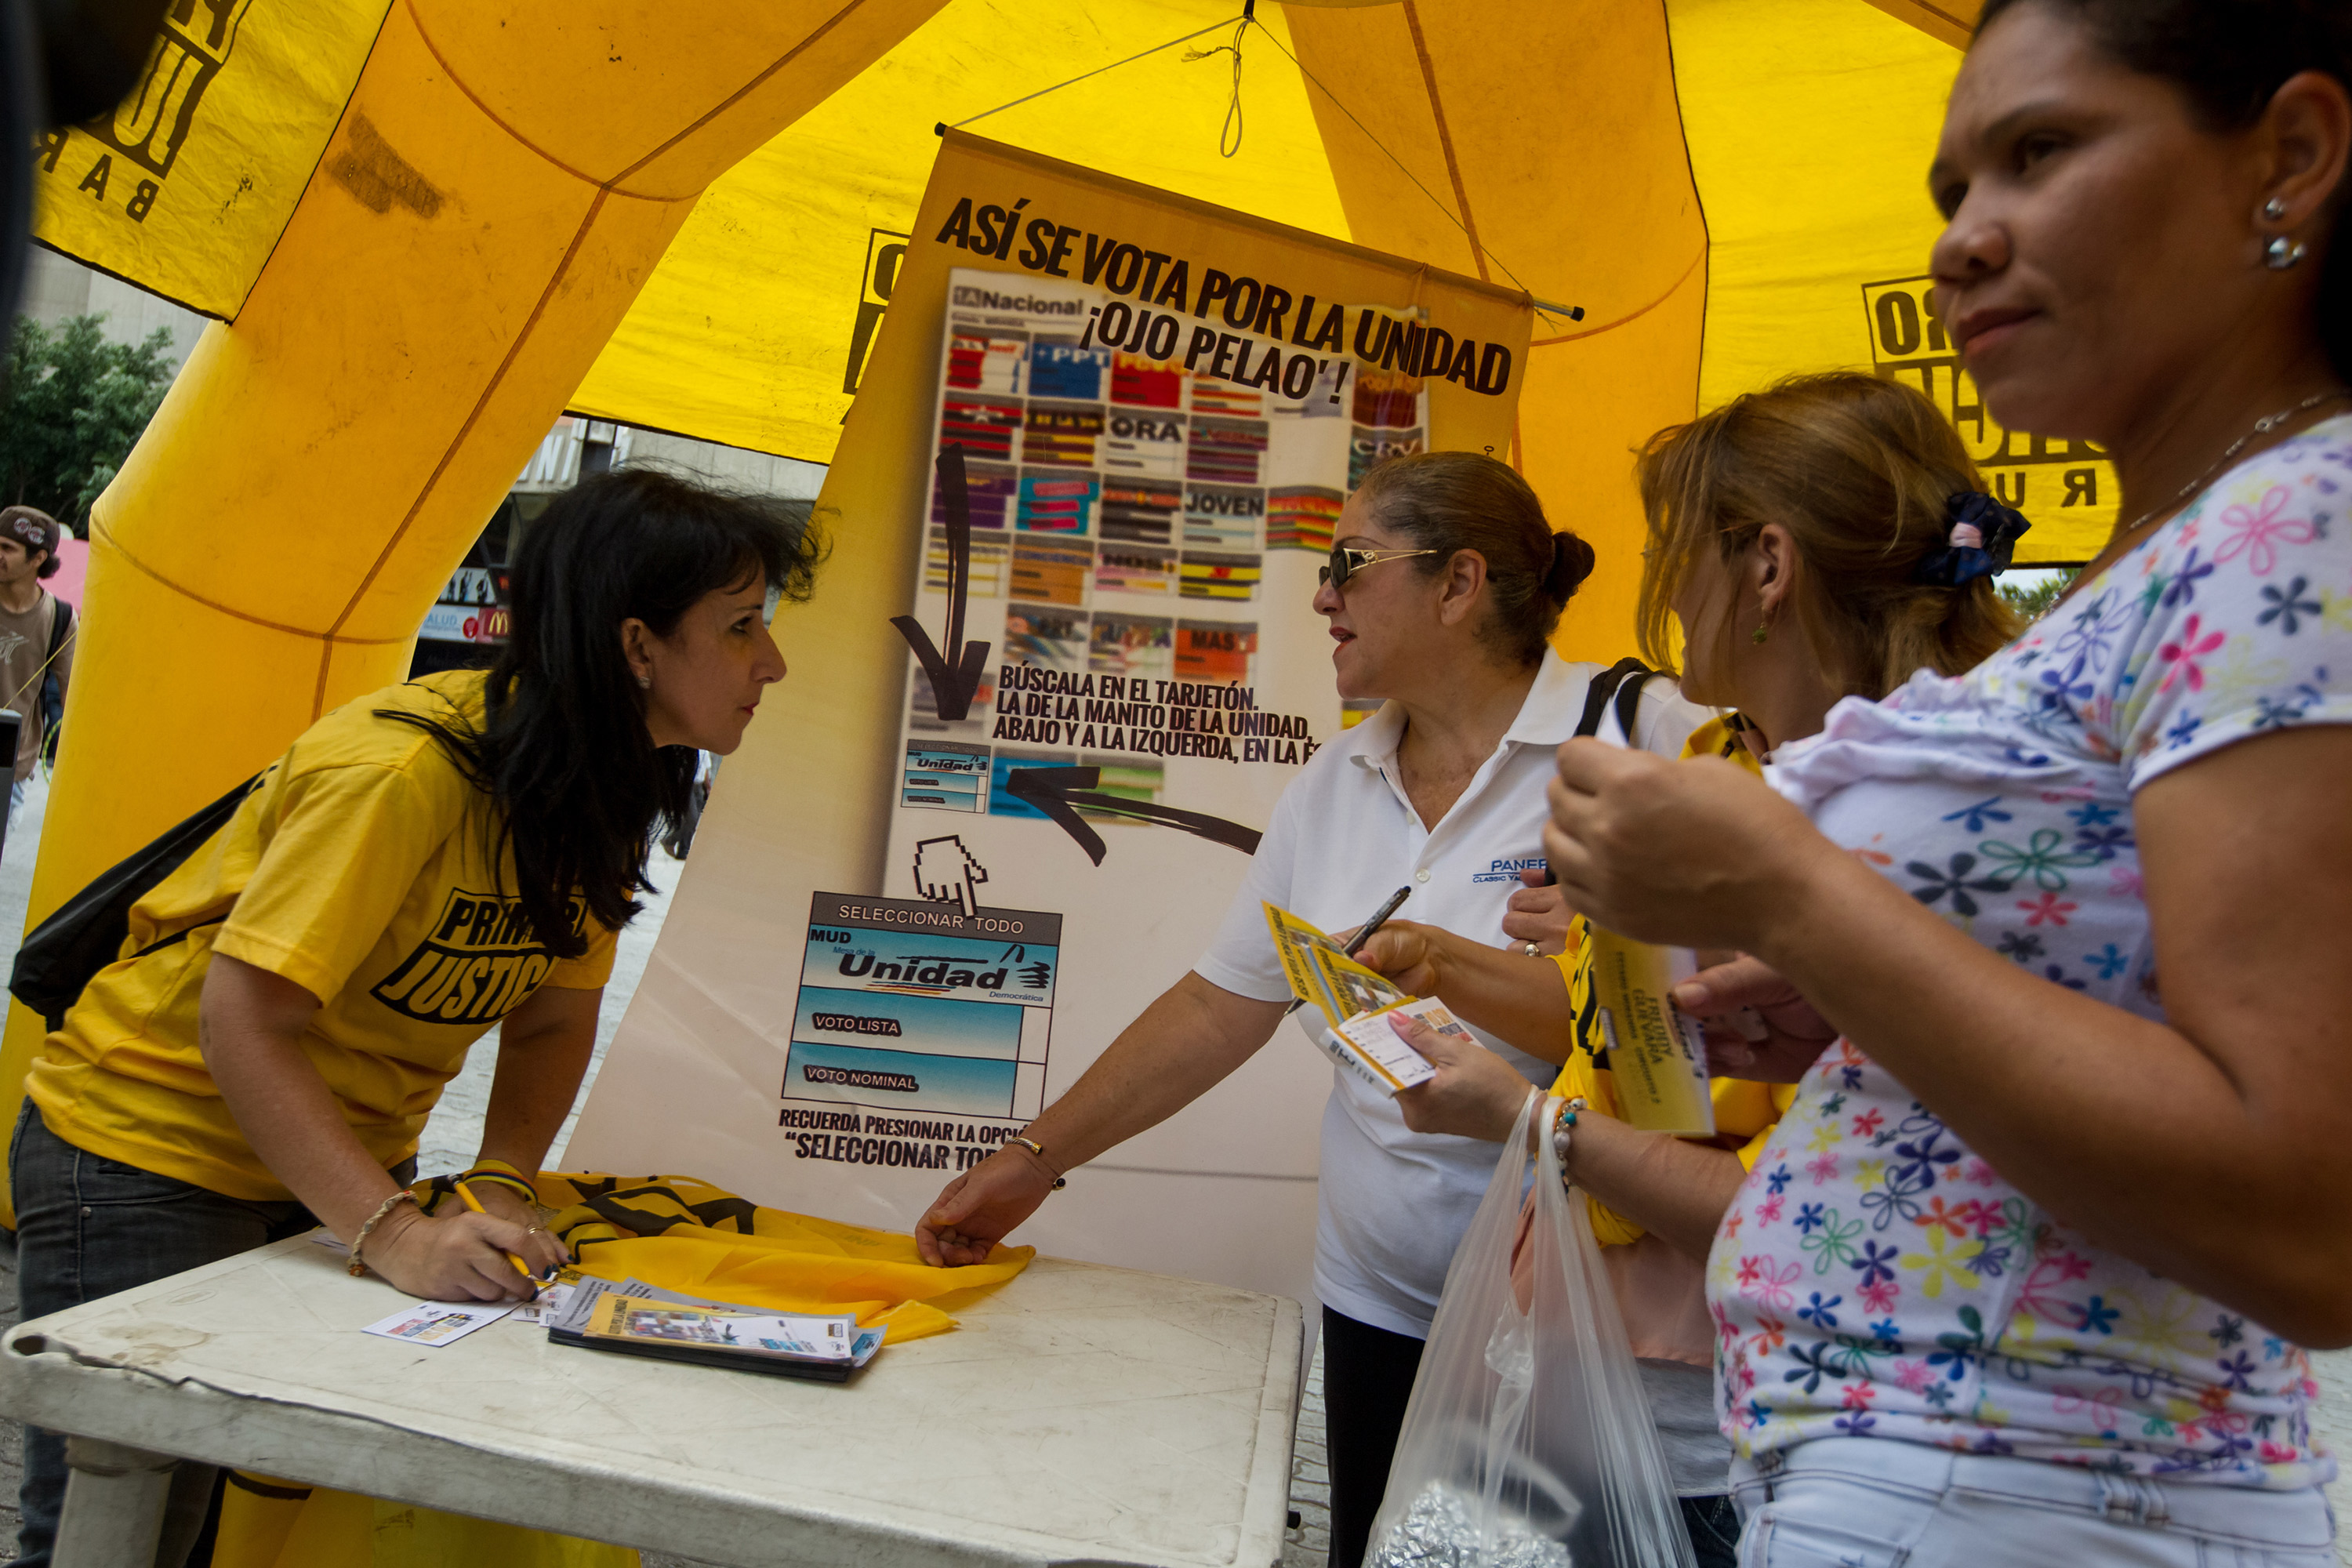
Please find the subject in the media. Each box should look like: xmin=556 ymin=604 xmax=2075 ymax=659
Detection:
xmin=2263 ymin=197 xmax=2289 ymax=222
xmin=2267 ymin=235 xmax=2308 ymax=271
xmin=636 ymin=673 xmax=652 ymax=689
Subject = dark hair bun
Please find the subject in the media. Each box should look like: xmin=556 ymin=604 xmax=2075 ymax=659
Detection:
xmin=1547 ymin=532 xmax=1596 ymax=601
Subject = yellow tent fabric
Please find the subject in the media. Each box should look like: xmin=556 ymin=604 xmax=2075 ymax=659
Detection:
xmin=29 ymin=0 xmax=394 ymax=318
xmin=570 ymin=0 xmax=1354 ymax=465
xmin=6 ymin=0 xmax=2078 ymax=1219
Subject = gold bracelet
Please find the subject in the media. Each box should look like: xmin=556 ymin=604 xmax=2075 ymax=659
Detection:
xmin=1002 ymin=1135 xmax=1066 ymax=1190
xmin=347 ymin=1189 xmax=419 ymax=1277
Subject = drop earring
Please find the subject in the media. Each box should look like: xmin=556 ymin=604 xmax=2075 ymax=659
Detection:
xmin=1751 ymin=619 xmax=1770 ymax=646
xmin=2267 ymin=235 xmax=2307 ymax=271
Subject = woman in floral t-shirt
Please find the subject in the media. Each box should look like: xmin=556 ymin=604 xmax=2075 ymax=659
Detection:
xmin=1541 ymin=0 xmax=2352 ymax=1562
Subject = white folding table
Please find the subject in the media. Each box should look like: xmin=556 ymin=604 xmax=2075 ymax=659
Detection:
xmin=0 ymin=1237 xmax=1301 ymax=1568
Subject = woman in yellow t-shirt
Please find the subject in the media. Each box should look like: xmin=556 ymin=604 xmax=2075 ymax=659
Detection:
xmin=10 ymin=468 xmax=822 ymax=1568
xmin=1352 ymin=372 xmax=2022 ymax=1563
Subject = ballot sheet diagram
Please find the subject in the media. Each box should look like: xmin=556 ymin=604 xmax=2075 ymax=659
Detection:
xmin=782 ymin=893 xmax=1057 ymax=1121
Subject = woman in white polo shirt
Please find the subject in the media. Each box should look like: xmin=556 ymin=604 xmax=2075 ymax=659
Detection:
xmin=916 ymin=450 xmax=1706 ymax=1566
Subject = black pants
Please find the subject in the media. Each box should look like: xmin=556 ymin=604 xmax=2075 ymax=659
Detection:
xmin=1319 ymin=1306 xmax=1742 ymax=1568
xmin=10 ymin=1102 xmax=412 ymax=1568
xmin=1680 ymin=1492 xmax=1742 ymax=1568
xmin=1320 ymin=1306 xmax=1426 ymax=1568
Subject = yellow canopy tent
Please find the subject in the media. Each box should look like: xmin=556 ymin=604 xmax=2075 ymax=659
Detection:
xmin=4 ymin=0 xmax=2049 ymax=1219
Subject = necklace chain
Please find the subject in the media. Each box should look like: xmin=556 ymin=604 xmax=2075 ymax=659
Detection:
xmin=2118 ymin=388 xmax=2352 ymax=540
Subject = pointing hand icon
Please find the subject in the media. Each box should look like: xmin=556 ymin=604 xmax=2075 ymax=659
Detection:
xmin=913 ymin=836 xmax=989 ymax=917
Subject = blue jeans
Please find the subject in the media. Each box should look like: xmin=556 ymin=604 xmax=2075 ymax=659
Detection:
xmin=1731 ymin=1438 xmax=2336 ymax=1566
xmin=9 ymin=1101 xmax=414 ymax=1568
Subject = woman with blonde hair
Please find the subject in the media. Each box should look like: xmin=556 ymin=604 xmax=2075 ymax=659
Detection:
xmin=1357 ymin=371 xmax=2020 ymax=1565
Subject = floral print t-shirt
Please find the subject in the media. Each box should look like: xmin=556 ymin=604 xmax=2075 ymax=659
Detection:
xmin=1710 ymin=416 xmax=2352 ymax=1490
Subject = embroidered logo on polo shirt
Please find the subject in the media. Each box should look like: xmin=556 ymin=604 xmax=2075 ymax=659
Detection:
xmin=1471 ymin=855 xmax=1545 ymax=885
xmin=371 ymin=889 xmax=586 ymax=1025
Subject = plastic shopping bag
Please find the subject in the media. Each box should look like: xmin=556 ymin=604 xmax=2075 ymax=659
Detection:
xmin=1367 ymin=1093 xmax=1697 ymax=1568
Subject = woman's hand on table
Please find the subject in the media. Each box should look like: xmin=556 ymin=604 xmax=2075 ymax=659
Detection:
xmin=367 ymin=1204 xmax=561 ymax=1301
xmin=1674 ymin=954 xmax=1842 ymax=1083
xmin=1543 ymin=739 xmax=1835 ymax=953
xmin=1389 ymin=1013 xmax=1538 ymax=1142
xmin=464 ymin=1177 xmax=572 ymax=1270
xmin=916 ymin=1150 xmax=1057 ymax=1268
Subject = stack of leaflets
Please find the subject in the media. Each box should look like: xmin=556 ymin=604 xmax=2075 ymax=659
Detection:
xmin=1263 ymin=902 xmax=1470 ymax=1095
xmin=546 ymin=1275 xmax=884 ymax=1382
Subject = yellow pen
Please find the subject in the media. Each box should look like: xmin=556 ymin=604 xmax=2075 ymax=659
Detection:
xmin=456 ymin=1179 xmax=539 ymax=1297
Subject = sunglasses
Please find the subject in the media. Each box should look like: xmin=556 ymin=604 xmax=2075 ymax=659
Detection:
xmin=1318 ymin=546 xmax=1440 ymax=590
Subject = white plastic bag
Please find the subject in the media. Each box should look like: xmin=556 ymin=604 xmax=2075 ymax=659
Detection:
xmin=1367 ymin=1092 xmax=1698 ymax=1568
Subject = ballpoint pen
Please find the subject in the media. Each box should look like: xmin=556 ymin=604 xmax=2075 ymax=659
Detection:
xmin=1287 ymin=884 xmax=1413 ymax=1014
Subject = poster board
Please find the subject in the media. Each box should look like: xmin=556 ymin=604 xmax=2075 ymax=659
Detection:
xmin=567 ymin=132 xmax=1530 ymax=1304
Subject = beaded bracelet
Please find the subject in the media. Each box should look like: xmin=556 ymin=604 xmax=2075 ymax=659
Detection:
xmin=1550 ymin=1096 xmax=1589 ymax=1181
xmin=347 ymin=1189 xmax=419 ymax=1277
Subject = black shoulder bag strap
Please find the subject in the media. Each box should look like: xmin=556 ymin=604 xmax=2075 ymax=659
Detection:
xmin=43 ymin=594 xmax=71 ymax=666
xmin=1573 ymin=655 xmax=1654 ymax=740
xmin=9 ymin=771 xmax=261 ymax=1029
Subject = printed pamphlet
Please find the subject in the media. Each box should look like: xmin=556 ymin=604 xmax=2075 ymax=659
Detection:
xmin=1582 ymin=926 xmax=1715 ymax=1136
xmin=583 ymin=1294 xmax=884 ymax=1369
xmin=549 ymin=1276 xmax=886 ymax=1379
xmin=1263 ymin=902 xmax=1443 ymax=1094
xmin=361 ymin=1299 xmax=517 ymax=1346
xmin=1262 ymin=902 xmax=1410 ymax=1028
xmin=1328 ymin=997 xmax=1472 ymax=1093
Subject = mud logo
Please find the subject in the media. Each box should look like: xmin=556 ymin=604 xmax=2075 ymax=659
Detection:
xmin=372 ymin=889 xmax=586 ymax=1025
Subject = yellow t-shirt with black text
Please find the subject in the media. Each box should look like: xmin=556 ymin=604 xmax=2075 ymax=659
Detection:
xmin=27 ymin=670 xmax=618 ymax=1200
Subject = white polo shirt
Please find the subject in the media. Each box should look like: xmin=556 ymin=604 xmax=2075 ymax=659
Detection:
xmin=1195 ymin=649 xmax=1711 ymax=1338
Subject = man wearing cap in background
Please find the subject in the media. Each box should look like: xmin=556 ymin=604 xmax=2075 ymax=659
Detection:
xmin=0 ymin=508 xmax=74 ymax=821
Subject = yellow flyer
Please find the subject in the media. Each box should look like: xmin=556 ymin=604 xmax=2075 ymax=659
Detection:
xmin=1583 ymin=928 xmax=1715 ymax=1136
xmin=1262 ymin=902 xmax=1410 ymax=1029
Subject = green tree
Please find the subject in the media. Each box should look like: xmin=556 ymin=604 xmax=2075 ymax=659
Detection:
xmin=2000 ymin=567 xmax=2079 ymax=624
xmin=0 ymin=314 xmax=177 ymax=532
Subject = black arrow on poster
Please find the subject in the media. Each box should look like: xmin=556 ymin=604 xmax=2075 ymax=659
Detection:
xmin=893 ymin=445 xmax=992 ymax=720
xmin=1006 ymin=766 xmax=1263 ymax=867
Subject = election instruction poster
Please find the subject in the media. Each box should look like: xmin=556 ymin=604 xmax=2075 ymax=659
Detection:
xmin=569 ymin=132 xmax=1530 ymax=1307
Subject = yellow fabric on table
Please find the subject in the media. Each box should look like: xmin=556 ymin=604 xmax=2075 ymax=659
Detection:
xmin=216 ymin=1171 xmax=1027 ymax=1566
xmin=528 ymin=1171 xmax=1035 ymax=1343
xmin=1548 ymin=715 xmax=1798 ymax=1247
